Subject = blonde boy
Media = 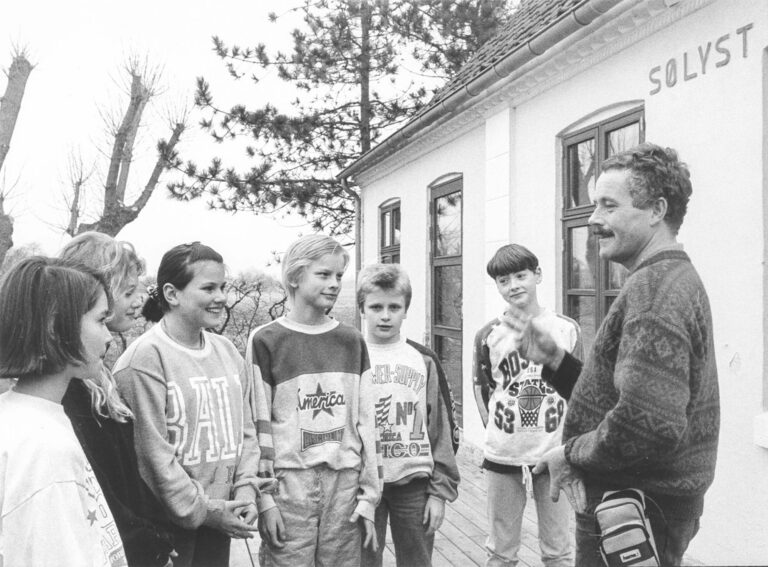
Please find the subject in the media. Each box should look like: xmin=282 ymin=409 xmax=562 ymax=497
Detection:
xmin=358 ymin=264 xmax=460 ymax=567
xmin=248 ymin=234 xmax=381 ymax=566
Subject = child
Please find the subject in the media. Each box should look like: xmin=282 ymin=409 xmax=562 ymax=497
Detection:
xmin=248 ymin=234 xmax=380 ymax=567
xmin=0 ymin=257 xmax=127 ymax=566
xmin=357 ymin=263 xmax=460 ymax=567
xmin=113 ymin=242 xmax=263 ymax=567
xmin=472 ymin=244 xmax=582 ymax=567
xmin=59 ymin=231 xmax=175 ymax=567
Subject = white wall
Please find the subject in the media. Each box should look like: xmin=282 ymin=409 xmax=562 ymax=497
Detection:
xmin=507 ymin=0 xmax=768 ymax=562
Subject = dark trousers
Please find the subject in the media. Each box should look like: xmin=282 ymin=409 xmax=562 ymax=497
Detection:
xmin=172 ymin=525 xmax=231 ymax=567
xmin=575 ymin=493 xmax=700 ymax=567
xmin=361 ymin=478 xmax=434 ymax=567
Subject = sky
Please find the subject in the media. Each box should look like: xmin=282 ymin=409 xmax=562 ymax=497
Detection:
xmin=1 ymin=0 xmax=319 ymax=276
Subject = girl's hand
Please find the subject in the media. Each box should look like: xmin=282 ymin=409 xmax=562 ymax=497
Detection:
xmin=204 ymin=500 xmax=259 ymax=539
xmin=258 ymin=507 xmax=286 ymax=549
xmin=423 ymin=497 xmax=445 ymax=535
xmin=237 ymin=501 xmax=259 ymax=525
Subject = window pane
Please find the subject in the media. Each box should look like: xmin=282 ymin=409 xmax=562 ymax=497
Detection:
xmin=381 ymin=211 xmax=391 ymax=247
xmin=567 ymin=295 xmax=596 ymax=353
xmin=607 ymin=122 xmax=640 ymax=157
xmin=568 ymin=226 xmax=596 ymax=290
xmin=392 ymin=207 xmax=401 ymax=245
xmin=605 ymin=294 xmax=618 ymax=314
xmin=381 ymin=256 xmax=392 ymax=264
xmin=608 ymin=262 xmax=629 ymax=290
xmin=566 ymin=139 xmax=595 ymax=208
xmin=434 ymin=334 xmax=463 ymax=427
xmin=392 ymin=254 xmax=400 ymax=264
xmin=435 ymin=265 xmax=462 ymax=328
xmin=434 ymin=192 xmax=462 ymax=256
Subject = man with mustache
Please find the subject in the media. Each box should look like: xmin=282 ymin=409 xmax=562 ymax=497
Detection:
xmin=506 ymin=143 xmax=719 ymax=566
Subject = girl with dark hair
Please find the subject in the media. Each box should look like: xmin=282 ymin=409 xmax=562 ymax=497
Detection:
xmin=59 ymin=231 xmax=175 ymax=567
xmin=0 ymin=256 xmax=127 ymax=566
xmin=113 ymin=242 xmax=267 ymax=567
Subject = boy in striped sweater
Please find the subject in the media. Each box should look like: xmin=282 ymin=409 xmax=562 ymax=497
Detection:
xmin=248 ymin=235 xmax=381 ymax=567
xmin=358 ymin=264 xmax=460 ymax=567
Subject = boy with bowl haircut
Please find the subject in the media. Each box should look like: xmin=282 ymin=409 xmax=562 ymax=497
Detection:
xmin=473 ymin=244 xmax=582 ymax=567
xmin=358 ymin=263 xmax=460 ymax=567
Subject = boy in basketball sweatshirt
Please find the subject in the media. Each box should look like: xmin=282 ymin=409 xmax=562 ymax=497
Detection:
xmin=473 ymin=244 xmax=582 ymax=567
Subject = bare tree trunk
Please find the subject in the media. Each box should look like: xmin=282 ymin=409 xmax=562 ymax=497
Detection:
xmin=66 ymin=178 xmax=83 ymax=237
xmin=0 ymin=53 xmax=33 ymax=173
xmin=115 ymin=74 xmax=150 ymax=204
xmin=0 ymin=199 xmax=12 ymax=267
xmin=65 ymin=152 xmax=94 ymax=236
xmin=0 ymin=52 xmax=33 ymax=264
xmin=101 ymin=72 xmax=151 ymax=224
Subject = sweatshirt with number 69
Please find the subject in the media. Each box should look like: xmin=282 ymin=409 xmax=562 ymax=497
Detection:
xmin=473 ymin=309 xmax=582 ymax=468
xmin=246 ymin=317 xmax=382 ymax=522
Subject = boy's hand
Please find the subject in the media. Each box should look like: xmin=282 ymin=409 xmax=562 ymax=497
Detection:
xmin=501 ymin=306 xmax=565 ymax=370
xmin=350 ymin=512 xmax=378 ymax=552
xmin=532 ymin=445 xmax=586 ymax=513
xmin=258 ymin=507 xmax=286 ymax=548
xmin=423 ymin=497 xmax=445 ymax=535
xmin=204 ymin=500 xmax=259 ymax=539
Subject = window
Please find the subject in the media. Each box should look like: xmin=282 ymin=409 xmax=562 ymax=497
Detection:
xmin=562 ymin=108 xmax=644 ymax=350
xmin=379 ymin=201 xmax=401 ymax=263
xmin=430 ymin=178 xmax=463 ymax=426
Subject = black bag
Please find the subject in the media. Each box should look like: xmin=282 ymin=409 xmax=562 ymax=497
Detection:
xmin=595 ymin=489 xmax=660 ymax=567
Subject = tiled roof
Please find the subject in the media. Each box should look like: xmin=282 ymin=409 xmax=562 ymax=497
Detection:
xmin=413 ymin=0 xmax=584 ymax=121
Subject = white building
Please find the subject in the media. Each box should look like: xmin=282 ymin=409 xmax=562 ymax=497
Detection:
xmin=341 ymin=0 xmax=768 ymax=563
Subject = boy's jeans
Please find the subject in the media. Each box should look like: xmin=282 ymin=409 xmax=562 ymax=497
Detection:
xmin=361 ymin=477 xmax=434 ymax=567
xmin=259 ymin=466 xmax=361 ymax=567
xmin=485 ymin=469 xmax=573 ymax=567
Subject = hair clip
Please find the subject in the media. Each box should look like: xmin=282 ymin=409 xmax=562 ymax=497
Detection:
xmin=146 ymin=285 xmax=160 ymax=301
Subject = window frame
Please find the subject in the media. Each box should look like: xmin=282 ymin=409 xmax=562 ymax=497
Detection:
xmin=429 ymin=177 xmax=463 ymax=427
xmin=379 ymin=200 xmax=401 ymax=263
xmin=561 ymin=107 xmax=645 ymax=349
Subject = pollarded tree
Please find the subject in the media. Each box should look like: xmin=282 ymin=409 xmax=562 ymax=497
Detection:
xmin=167 ymin=0 xmax=512 ymax=236
xmin=65 ymin=57 xmax=186 ymax=237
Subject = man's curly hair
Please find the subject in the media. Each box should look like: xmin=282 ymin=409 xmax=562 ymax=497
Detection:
xmin=601 ymin=142 xmax=692 ymax=234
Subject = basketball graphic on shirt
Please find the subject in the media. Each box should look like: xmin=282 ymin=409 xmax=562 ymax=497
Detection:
xmin=518 ymin=385 xmax=544 ymax=428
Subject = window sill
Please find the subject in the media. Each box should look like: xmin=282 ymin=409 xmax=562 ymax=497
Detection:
xmin=754 ymin=412 xmax=768 ymax=448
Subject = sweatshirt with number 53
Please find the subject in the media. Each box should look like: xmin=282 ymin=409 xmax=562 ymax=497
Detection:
xmin=473 ymin=309 xmax=581 ymax=468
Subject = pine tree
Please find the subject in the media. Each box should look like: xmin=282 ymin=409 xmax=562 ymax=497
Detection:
xmin=168 ymin=0 xmax=511 ymax=235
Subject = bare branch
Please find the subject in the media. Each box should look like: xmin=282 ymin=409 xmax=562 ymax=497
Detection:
xmin=129 ymin=120 xmax=184 ymax=213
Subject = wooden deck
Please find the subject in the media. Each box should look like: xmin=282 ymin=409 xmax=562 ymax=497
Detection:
xmin=400 ymin=445 xmax=549 ymax=567
xmin=232 ymin=445 xmax=704 ymax=566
